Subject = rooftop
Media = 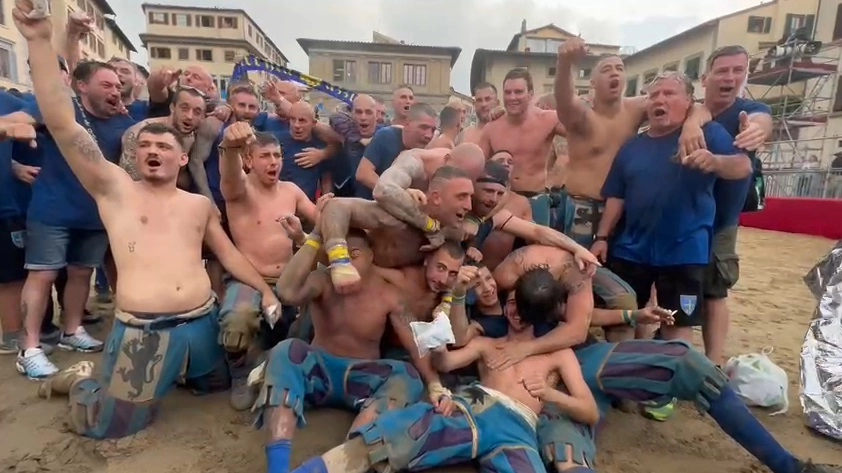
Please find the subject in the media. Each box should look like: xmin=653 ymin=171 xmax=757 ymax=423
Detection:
xmin=141 ymin=3 xmax=288 ymax=62
xmin=296 ymin=38 xmax=462 ymax=67
xmin=506 ymin=22 xmax=620 ymax=51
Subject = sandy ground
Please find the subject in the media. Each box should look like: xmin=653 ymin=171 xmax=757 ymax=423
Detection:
xmin=1 ymin=227 xmax=841 ymax=473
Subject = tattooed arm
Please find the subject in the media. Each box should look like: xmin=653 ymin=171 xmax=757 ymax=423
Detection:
xmin=276 ymin=233 xmax=328 ymax=306
xmin=27 ymin=37 xmax=127 ymax=199
xmin=372 ymin=150 xmax=430 ymax=229
xmin=523 ymin=258 xmax=593 ymax=355
xmin=188 ymin=118 xmax=224 ymax=201
xmin=119 ymin=124 xmax=142 ymax=180
xmin=389 ymin=301 xmax=444 ymax=385
xmin=319 ymin=197 xmax=404 ymax=245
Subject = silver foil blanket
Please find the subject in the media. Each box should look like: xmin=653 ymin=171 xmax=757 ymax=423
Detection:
xmin=800 ymin=239 xmax=842 ymax=440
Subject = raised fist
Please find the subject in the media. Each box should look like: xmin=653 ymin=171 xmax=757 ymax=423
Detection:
xmin=558 ymin=37 xmax=589 ymax=63
xmin=221 ymin=121 xmax=255 ymax=149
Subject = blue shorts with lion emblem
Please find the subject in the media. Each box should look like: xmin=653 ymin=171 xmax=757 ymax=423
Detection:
xmin=66 ymin=298 xmax=229 ymax=439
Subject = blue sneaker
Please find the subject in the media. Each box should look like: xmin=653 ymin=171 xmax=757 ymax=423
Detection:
xmin=16 ymin=348 xmax=59 ymax=380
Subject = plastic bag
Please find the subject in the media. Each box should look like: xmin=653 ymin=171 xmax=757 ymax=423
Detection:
xmin=724 ymin=347 xmax=789 ymax=416
xmin=410 ymin=312 xmax=455 ymax=358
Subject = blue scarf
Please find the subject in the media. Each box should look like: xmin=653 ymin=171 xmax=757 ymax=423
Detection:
xmin=231 ymin=55 xmax=357 ymax=105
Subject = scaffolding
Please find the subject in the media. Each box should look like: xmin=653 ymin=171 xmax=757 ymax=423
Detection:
xmin=746 ymin=43 xmax=841 ymax=169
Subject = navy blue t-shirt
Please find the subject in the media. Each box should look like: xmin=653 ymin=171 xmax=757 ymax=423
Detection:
xmin=126 ymin=100 xmax=151 ymax=122
xmin=281 ymin=137 xmax=328 ymax=201
xmin=27 ymin=102 xmax=135 ymax=229
xmin=355 ymin=126 xmax=405 ymax=199
xmin=203 ymin=126 xmax=226 ymax=206
xmin=712 ymin=98 xmax=772 ymax=230
xmin=602 ymin=122 xmax=741 ymax=266
xmin=0 ymin=92 xmax=30 ymax=218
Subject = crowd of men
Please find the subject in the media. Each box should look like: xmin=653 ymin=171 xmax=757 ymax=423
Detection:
xmin=0 ymin=1 xmax=839 ymax=472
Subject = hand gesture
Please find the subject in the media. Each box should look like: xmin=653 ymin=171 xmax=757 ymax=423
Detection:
xmin=260 ymin=78 xmax=282 ymax=104
xmin=734 ymin=111 xmax=766 ymax=151
xmin=294 ymin=147 xmax=326 ymax=168
xmin=453 ymin=265 xmax=479 ymax=296
xmin=522 ymin=373 xmax=551 ymax=400
xmin=632 ymin=306 xmax=675 ymax=325
xmin=486 ymin=342 xmax=530 ymax=371
xmin=419 ymin=229 xmax=446 ymax=252
xmin=406 ymin=188 xmax=427 ymax=206
xmin=209 ymin=104 xmax=233 ymax=122
xmin=222 ymin=121 xmax=255 ymax=150
xmin=277 ymin=215 xmax=304 ymax=242
xmin=67 ymin=11 xmax=94 ymax=38
xmin=12 ymin=0 xmax=53 ymax=40
xmin=466 ymin=246 xmax=483 ymax=263
xmin=0 ymin=122 xmax=37 ymax=147
xmin=12 ymin=162 xmax=40 ymax=183
xmin=573 ymin=247 xmax=600 ymax=276
xmin=590 ymin=240 xmax=608 ymax=264
xmin=147 ymin=68 xmax=181 ymax=93
xmin=260 ymin=292 xmax=282 ymax=328
xmin=557 ymin=37 xmax=589 ymax=63
xmin=681 ymin=149 xmax=719 ymax=173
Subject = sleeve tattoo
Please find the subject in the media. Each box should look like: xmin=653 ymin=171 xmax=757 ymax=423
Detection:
xmin=374 ymin=153 xmax=430 ymax=229
xmin=119 ymin=129 xmax=141 ymax=180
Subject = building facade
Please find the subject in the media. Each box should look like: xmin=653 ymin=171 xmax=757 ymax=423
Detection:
xmin=623 ymin=0 xmax=819 ymax=99
xmin=0 ymin=0 xmax=135 ymax=90
xmin=470 ymin=22 xmax=621 ymax=97
xmin=297 ymin=32 xmax=461 ymax=114
xmin=140 ymin=3 xmax=288 ymax=97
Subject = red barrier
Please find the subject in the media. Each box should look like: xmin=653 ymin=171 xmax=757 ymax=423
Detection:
xmin=740 ymin=197 xmax=842 ymax=240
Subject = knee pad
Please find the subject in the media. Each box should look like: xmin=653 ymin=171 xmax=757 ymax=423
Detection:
xmin=219 ymin=306 xmax=261 ymax=352
xmin=537 ymin=407 xmax=596 ymax=468
xmin=253 ymin=339 xmax=319 ymax=429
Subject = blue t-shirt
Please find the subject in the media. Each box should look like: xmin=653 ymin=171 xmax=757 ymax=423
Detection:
xmin=281 ymin=137 xmax=328 ymax=201
xmin=354 ymin=126 xmax=405 ymax=199
xmin=712 ymin=98 xmax=772 ymax=230
xmin=27 ymin=103 xmax=135 ymax=229
xmin=126 ymin=100 xmax=151 ymax=122
xmin=203 ymin=126 xmax=226 ymax=206
xmin=0 ymin=92 xmax=29 ymax=218
xmin=602 ymin=122 xmax=741 ymax=266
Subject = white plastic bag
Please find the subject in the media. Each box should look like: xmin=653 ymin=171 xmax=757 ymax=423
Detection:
xmin=724 ymin=347 xmax=789 ymax=416
xmin=410 ymin=312 xmax=455 ymax=358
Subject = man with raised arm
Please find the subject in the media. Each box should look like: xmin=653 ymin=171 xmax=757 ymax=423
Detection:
xmin=217 ymin=123 xmax=323 ymax=411
xmin=16 ymin=3 xmax=280 ymax=439
xmin=289 ymin=268 xmax=600 ymax=473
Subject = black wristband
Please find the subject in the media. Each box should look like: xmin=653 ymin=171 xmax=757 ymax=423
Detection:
xmin=595 ymin=235 xmax=609 ymax=242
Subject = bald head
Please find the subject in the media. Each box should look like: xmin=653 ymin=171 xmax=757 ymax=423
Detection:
xmin=446 ymin=143 xmax=486 ymax=181
xmin=353 ymin=94 xmax=377 ymax=135
xmin=354 ymin=94 xmax=376 ymax=110
xmin=289 ymin=101 xmax=316 ymax=141
xmin=277 ymin=81 xmax=301 ymax=103
xmin=183 ymin=65 xmax=213 ymax=94
xmin=290 ymin=101 xmax=316 ymax=119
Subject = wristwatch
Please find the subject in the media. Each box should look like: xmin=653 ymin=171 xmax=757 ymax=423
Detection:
xmin=595 ymin=235 xmax=609 ymax=242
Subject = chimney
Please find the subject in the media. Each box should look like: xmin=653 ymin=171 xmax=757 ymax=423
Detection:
xmin=521 ymin=19 xmax=527 ymax=33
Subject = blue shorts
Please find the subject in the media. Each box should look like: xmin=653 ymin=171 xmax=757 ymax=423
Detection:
xmin=352 ymin=384 xmax=545 ymax=473
xmin=554 ymin=191 xmax=604 ymax=249
xmin=66 ymin=302 xmax=229 ymax=439
xmin=25 ymin=220 xmax=108 ymax=270
xmin=253 ymin=338 xmax=424 ymax=428
xmin=514 ymin=189 xmax=563 ymax=228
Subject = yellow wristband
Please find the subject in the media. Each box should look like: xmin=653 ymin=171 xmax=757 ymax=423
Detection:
xmin=424 ymin=217 xmax=438 ymax=232
xmin=441 ymin=295 xmax=452 ymax=304
xmin=304 ymin=238 xmax=321 ymax=251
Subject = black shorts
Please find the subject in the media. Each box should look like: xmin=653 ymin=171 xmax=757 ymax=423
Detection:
xmin=0 ymin=216 xmax=27 ymax=284
xmin=609 ymin=257 xmax=706 ymax=327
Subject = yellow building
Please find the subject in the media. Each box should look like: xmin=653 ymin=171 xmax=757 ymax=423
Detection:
xmin=297 ymin=31 xmax=461 ymax=114
xmin=139 ymin=3 xmax=288 ymax=96
xmin=623 ymin=0 xmax=819 ymax=99
xmin=0 ymin=0 xmax=135 ymax=90
xmin=470 ymin=22 xmax=621 ymax=96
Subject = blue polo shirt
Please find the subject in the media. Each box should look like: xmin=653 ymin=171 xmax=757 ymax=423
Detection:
xmin=712 ymin=98 xmax=772 ymax=230
xmin=0 ymin=92 xmax=29 ymax=218
xmin=354 ymin=126 xmax=405 ymax=200
xmin=26 ymin=102 xmax=135 ymax=229
xmin=602 ymin=122 xmax=741 ymax=266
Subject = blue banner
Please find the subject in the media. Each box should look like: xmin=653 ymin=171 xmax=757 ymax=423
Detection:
xmin=231 ymin=55 xmax=358 ymax=105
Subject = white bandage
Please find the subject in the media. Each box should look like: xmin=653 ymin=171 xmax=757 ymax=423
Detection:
xmin=410 ymin=312 xmax=455 ymax=358
xmin=28 ymin=0 xmax=52 ymax=18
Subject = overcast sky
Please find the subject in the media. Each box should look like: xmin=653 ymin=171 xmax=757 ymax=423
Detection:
xmin=109 ymin=0 xmax=766 ymax=92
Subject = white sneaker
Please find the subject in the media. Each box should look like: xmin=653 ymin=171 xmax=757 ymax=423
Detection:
xmin=16 ymin=347 xmax=60 ymax=380
xmin=58 ymin=327 xmax=104 ymax=353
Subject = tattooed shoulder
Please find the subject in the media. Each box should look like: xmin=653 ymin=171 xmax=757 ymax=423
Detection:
xmin=559 ymin=257 xmax=588 ymax=294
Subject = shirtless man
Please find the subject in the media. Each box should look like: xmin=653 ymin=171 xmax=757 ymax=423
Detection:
xmin=119 ymin=87 xmax=206 ymax=190
xmin=426 ymin=105 xmax=460 ymax=149
xmin=18 ymin=6 xmax=279 ymax=438
xmin=390 ymin=85 xmax=415 ymax=127
xmin=535 ymin=93 xmax=569 ymax=189
xmin=459 ymin=82 xmax=499 ymax=145
xmin=217 ymin=123 xmax=322 ymax=410
xmin=252 ymin=227 xmax=429 ymax=473
xmin=488 ymin=244 xmax=841 ymax=473
xmin=372 ymin=142 xmax=485 ymax=245
xmin=553 ymin=37 xmax=709 ymax=249
xmin=478 ymin=68 xmax=567 ymax=225
xmin=289 ymin=268 xmax=599 ymax=473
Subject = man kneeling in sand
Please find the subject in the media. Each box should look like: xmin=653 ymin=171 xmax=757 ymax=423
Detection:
xmin=20 ymin=6 xmax=279 ymax=439
xmin=288 ymin=267 xmax=600 ymax=473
